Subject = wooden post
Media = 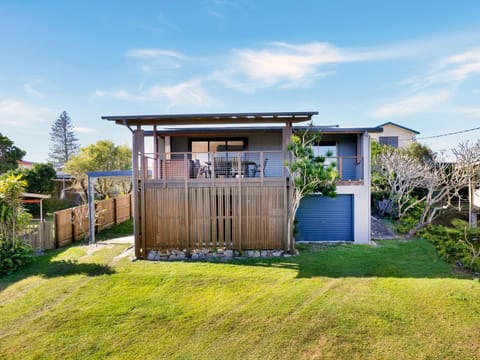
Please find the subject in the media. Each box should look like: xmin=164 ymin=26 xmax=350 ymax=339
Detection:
xmin=237 ymin=152 xmax=242 ymax=250
xmin=184 ymin=153 xmax=190 ymax=250
xmin=153 ymin=125 xmax=158 ymax=180
xmin=54 ymin=212 xmax=59 ymax=249
xmin=132 ymin=129 xmax=145 ymax=259
xmin=282 ymin=123 xmax=293 ymax=252
xmin=113 ymin=197 xmax=118 ymax=225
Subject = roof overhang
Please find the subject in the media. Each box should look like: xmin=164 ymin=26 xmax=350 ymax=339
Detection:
xmin=147 ymin=125 xmax=383 ymax=137
xmin=295 ymin=126 xmax=384 ymax=134
xmin=21 ymin=192 xmax=52 ymax=200
xmin=378 ymin=122 xmax=420 ymax=135
xmin=86 ymin=170 xmax=132 ymax=179
xmin=20 ymin=192 xmax=51 ymax=204
xmin=102 ymin=112 xmax=319 ymax=126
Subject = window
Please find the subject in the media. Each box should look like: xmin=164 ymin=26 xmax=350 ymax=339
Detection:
xmin=190 ymin=139 xmax=247 ymax=164
xmin=379 ymin=136 xmax=399 ymax=148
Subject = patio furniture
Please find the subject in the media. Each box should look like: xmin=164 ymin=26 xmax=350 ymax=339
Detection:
xmin=189 ymin=159 xmax=201 ymax=178
xmin=214 ymin=157 xmax=230 ymax=178
xmin=198 ymin=161 xmax=212 ymax=178
xmin=252 ymin=158 xmax=268 ymax=177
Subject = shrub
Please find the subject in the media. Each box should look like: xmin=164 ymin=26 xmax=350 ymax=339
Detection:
xmin=0 ymin=240 xmax=34 ymax=276
xmin=420 ymin=220 xmax=480 ymax=272
xmin=393 ymin=200 xmax=425 ymax=234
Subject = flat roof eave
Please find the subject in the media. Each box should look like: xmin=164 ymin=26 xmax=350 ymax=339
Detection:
xmin=145 ymin=125 xmax=383 ymax=136
xmin=102 ymin=111 xmax=319 ymax=126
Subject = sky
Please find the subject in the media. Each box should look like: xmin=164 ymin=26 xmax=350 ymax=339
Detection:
xmin=1 ymin=0 xmax=480 ymax=162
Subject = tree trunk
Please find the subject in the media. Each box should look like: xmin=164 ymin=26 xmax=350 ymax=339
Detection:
xmin=405 ymin=221 xmax=430 ymax=240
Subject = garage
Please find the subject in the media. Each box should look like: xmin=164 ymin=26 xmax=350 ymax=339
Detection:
xmin=295 ymin=194 xmax=354 ymax=242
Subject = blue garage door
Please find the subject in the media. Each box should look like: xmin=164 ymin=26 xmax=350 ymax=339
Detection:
xmin=296 ymin=195 xmax=354 ymax=242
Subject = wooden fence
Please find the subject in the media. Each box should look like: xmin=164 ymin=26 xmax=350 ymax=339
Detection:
xmin=21 ymin=221 xmax=55 ymax=250
xmin=54 ymin=194 xmax=132 ymax=248
xmin=142 ymin=185 xmax=287 ymax=254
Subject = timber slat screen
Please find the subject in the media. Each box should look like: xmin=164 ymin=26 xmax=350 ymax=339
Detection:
xmin=143 ymin=184 xmax=287 ymax=252
xmin=54 ymin=194 xmax=132 ymax=248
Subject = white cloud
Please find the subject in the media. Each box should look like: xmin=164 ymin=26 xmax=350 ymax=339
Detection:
xmin=74 ymin=126 xmax=94 ymax=134
xmin=370 ymin=90 xmax=452 ymax=118
xmin=400 ymin=49 xmax=480 ymax=90
xmin=0 ymin=99 xmax=50 ymax=126
xmin=222 ymin=41 xmax=408 ymax=90
xmin=126 ymin=48 xmax=188 ymax=72
xmin=454 ymin=107 xmax=480 ymax=117
xmin=125 ymin=48 xmax=187 ymax=60
xmin=23 ymin=83 xmax=45 ymax=99
xmin=93 ymin=78 xmax=220 ymax=110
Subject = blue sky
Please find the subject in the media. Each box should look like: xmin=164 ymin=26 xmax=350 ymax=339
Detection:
xmin=1 ymin=0 xmax=480 ymax=162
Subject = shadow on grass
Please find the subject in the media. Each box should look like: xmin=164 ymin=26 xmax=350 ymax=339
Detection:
xmin=0 ymin=243 xmax=115 ymax=290
xmin=34 ymin=259 xmax=115 ymax=279
xmin=229 ymin=240 xmax=465 ymax=279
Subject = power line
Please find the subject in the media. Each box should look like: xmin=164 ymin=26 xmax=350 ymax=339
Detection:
xmin=417 ymin=126 xmax=480 ymax=140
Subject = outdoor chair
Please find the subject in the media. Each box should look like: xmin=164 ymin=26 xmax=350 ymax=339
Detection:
xmin=253 ymin=158 xmax=268 ymax=177
xmin=189 ymin=159 xmax=201 ymax=178
xmin=214 ymin=157 xmax=229 ymax=178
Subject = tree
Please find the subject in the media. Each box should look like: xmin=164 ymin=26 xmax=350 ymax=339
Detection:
xmin=373 ymin=147 xmax=429 ymax=219
xmin=64 ymin=140 xmax=132 ymax=200
xmin=49 ymin=111 xmax=79 ymax=164
xmin=0 ymin=173 xmax=31 ymax=245
xmin=285 ymin=128 xmax=337 ymax=251
xmin=17 ymin=163 xmax=57 ymax=217
xmin=21 ymin=163 xmax=57 ymax=195
xmin=452 ymin=140 xmax=480 ymax=227
xmin=374 ymin=145 xmax=470 ymax=239
xmin=0 ymin=133 xmax=25 ymax=174
xmin=405 ymin=160 xmax=468 ymax=238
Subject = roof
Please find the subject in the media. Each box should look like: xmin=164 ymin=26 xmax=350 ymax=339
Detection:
xmin=21 ymin=192 xmax=51 ymax=200
xmin=102 ymin=112 xmax=319 ymax=126
xmin=378 ymin=122 xmax=420 ymax=135
xmin=86 ymin=170 xmax=132 ymax=178
xmin=295 ymin=126 xmax=383 ymax=134
xmin=147 ymin=125 xmax=383 ymax=136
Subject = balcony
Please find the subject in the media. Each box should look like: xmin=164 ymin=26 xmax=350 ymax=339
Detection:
xmin=138 ymin=151 xmax=364 ymax=186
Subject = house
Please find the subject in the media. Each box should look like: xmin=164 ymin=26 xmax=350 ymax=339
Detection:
xmin=103 ymin=112 xmax=382 ymax=259
xmin=370 ymin=122 xmax=419 ymax=148
xmin=17 ymin=160 xmax=35 ymax=170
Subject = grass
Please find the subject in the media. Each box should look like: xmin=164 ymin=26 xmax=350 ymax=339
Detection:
xmin=0 ymin=238 xmax=479 ymax=359
xmin=95 ymin=219 xmax=133 ymax=241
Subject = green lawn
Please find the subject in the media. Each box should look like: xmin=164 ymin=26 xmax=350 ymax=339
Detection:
xmin=1 ymin=239 xmax=479 ymax=359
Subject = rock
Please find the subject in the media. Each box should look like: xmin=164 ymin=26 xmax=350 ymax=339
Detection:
xmin=253 ymin=251 xmax=261 ymax=258
xmin=147 ymin=251 xmax=157 ymax=261
xmin=272 ymin=250 xmax=283 ymax=257
xmin=224 ymin=250 xmax=233 ymax=258
xmin=191 ymin=253 xmax=199 ymax=260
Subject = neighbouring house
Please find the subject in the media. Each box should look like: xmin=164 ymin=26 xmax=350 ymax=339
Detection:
xmin=103 ymin=112 xmax=382 ymax=259
xmin=17 ymin=160 xmax=35 ymax=170
xmin=370 ymin=122 xmax=419 ymax=148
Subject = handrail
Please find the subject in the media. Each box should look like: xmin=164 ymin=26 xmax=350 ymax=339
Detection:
xmin=139 ymin=151 xmax=364 ymax=183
